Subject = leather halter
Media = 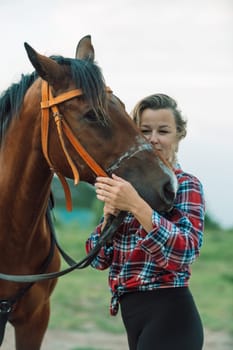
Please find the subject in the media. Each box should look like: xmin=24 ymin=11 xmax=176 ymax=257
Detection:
xmin=40 ymin=80 xmax=109 ymax=211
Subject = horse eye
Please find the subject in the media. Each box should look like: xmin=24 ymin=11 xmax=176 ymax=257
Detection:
xmin=83 ymin=111 xmax=98 ymax=122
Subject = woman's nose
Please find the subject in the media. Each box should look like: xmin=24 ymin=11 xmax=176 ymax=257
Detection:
xmin=149 ymin=130 xmax=159 ymax=144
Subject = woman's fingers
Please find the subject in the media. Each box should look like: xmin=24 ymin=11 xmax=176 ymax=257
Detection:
xmin=111 ymin=174 xmax=126 ymax=183
xmin=103 ymin=204 xmax=119 ymax=216
xmin=95 ymin=175 xmax=137 ymax=212
xmin=96 ymin=176 xmax=115 ymax=185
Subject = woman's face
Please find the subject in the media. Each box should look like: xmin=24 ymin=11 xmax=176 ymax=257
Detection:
xmin=140 ymin=108 xmax=179 ymax=164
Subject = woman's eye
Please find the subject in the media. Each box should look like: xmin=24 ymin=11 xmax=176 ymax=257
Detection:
xmin=141 ymin=129 xmax=151 ymax=135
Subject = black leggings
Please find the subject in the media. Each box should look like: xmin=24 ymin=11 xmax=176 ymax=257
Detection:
xmin=120 ymin=287 xmax=203 ymax=350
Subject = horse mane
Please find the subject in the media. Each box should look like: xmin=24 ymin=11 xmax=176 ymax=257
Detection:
xmin=0 ymin=55 xmax=107 ymax=145
xmin=50 ymin=56 xmax=107 ymax=117
xmin=0 ymin=72 xmax=37 ymax=143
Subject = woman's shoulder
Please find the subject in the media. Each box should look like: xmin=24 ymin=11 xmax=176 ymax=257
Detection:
xmin=174 ymin=164 xmax=203 ymax=187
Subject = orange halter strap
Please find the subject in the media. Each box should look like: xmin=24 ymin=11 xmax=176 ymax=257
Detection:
xmin=40 ymin=80 xmax=109 ymax=211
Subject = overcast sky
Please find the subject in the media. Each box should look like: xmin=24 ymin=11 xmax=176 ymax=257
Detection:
xmin=1 ymin=0 xmax=233 ymax=228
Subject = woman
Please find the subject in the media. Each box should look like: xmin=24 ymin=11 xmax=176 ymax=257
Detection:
xmin=86 ymin=94 xmax=205 ymax=350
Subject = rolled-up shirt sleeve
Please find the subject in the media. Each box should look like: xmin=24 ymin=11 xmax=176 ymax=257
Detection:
xmin=86 ymin=223 xmax=114 ymax=270
xmin=139 ymin=173 xmax=205 ymax=271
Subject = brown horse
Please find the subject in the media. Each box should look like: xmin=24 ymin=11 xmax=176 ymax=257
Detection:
xmin=0 ymin=36 xmax=177 ymax=349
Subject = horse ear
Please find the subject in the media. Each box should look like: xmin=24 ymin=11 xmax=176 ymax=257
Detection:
xmin=75 ymin=35 xmax=95 ymax=61
xmin=24 ymin=42 xmax=65 ymax=87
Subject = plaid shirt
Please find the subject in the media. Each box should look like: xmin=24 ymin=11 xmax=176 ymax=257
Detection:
xmin=86 ymin=165 xmax=205 ymax=315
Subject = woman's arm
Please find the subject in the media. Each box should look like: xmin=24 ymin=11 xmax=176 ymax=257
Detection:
xmin=85 ymin=222 xmax=114 ymax=270
xmin=94 ymin=173 xmax=205 ymax=271
xmin=139 ymin=175 xmax=205 ymax=270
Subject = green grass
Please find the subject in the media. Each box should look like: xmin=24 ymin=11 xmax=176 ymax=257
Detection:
xmin=49 ymin=221 xmax=124 ymax=333
xmin=190 ymin=228 xmax=233 ymax=333
xmin=49 ymin=221 xmax=233 ymax=335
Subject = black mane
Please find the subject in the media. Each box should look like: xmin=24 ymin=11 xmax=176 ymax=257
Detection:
xmin=0 ymin=55 xmax=107 ymax=144
xmin=0 ymin=72 xmax=37 ymax=143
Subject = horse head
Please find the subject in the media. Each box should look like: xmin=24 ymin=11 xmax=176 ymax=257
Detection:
xmin=24 ymin=36 xmax=177 ymax=212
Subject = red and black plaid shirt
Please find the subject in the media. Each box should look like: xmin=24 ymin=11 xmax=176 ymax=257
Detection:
xmin=86 ymin=165 xmax=205 ymax=315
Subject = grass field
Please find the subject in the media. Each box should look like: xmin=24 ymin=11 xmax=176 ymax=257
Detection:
xmin=190 ymin=228 xmax=233 ymax=333
xmin=49 ymin=220 xmax=233 ymax=335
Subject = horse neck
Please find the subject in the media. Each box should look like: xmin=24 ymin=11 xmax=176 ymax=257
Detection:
xmin=0 ymin=90 xmax=53 ymax=240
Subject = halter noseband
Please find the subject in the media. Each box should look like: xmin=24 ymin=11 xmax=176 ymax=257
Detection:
xmin=40 ymin=80 xmax=109 ymax=211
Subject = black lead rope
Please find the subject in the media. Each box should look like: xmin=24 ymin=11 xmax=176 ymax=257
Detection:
xmin=0 ymin=210 xmax=126 ymax=283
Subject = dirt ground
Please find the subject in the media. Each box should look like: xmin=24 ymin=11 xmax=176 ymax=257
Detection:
xmin=2 ymin=324 xmax=233 ymax=349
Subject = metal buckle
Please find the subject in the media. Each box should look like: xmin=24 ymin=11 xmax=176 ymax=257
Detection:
xmin=0 ymin=301 xmax=12 ymax=314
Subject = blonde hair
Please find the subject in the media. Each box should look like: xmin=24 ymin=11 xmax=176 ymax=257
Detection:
xmin=132 ymin=93 xmax=187 ymax=141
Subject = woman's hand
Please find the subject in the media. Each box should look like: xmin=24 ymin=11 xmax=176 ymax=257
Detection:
xmin=100 ymin=203 xmax=120 ymax=231
xmin=95 ymin=174 xmax=140 ymax=213
xmin=95 ymin=174 xmax=154 ymax=233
